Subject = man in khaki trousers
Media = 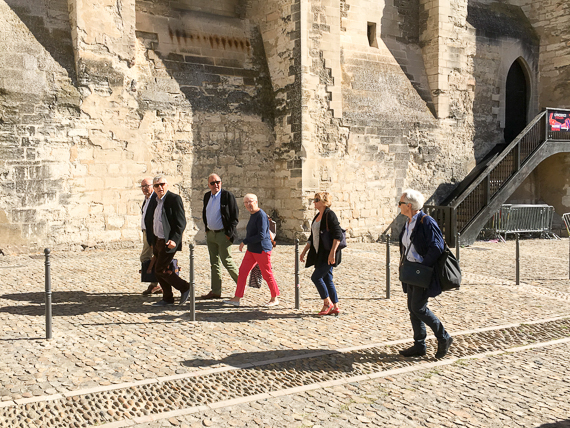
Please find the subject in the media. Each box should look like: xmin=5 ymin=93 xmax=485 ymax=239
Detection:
xmin=200 ymin=173 xmax=240 ymax=299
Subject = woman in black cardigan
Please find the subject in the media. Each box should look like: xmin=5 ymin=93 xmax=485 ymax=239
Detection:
xmin=300 ymin=192 xmax=343 ymax=315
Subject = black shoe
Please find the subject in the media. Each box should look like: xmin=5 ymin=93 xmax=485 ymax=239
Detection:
xmin=435 ymin=337 xmax=453 ymax=359
xmin=152 ymin=300 xmax=174 ymax=307
xmin=179 ymin=290 xmax=190 ymax=306
xmin=399 ymin=346 xmax=427 ymax=357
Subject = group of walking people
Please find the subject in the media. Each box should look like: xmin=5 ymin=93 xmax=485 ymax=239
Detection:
xmin=139 ymin=174 xmax=453 ymax=359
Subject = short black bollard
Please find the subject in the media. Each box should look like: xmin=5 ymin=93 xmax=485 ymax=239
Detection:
xmin=189 ymin=243 xmax=196 ymax=321
xmin=456 ymin=232 xmax=460 ymax=262
xmin=295 ymin=238 xmax=300 ymax=309
xmin=516 ymin=233 xmax=521 ymax=285
xmin=385 ymin=234 xmax=391 ymax=299
xmin=44 ymin=248 xmax=52 ymax=340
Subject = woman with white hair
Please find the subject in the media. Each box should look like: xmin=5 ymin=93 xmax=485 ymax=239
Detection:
xmin=398 ymin=189 xmax=453 ymax=359
xmin=224 ymin=194 xmax=280 ymax=307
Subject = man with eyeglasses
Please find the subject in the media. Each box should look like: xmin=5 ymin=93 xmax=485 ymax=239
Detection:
xmin=140 ymin=178 xmax=161 ymax=295
xmin=199 ymin=173 xmax=240 ymax=299
xmin=148 ymin=176 xmax=190 ymax=306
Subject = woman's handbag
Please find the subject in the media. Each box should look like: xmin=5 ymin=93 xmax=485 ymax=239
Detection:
xmin=399 ymin=259 xmax=433 ymax=288
xmin=321 ymin=212 xmax=347 ymax=251
xmin=268 ymin=216 xmax=277 ymax=247
xmin=437 ymin=245 xmax=461 ymax=291
xmin=248 ymin=264 xmax=263 ymax=288
xmin=399 ymin=242 xmax=433 ymax=289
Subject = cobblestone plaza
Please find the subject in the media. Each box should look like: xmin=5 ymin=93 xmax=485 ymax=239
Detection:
xmin=1 ymin=239 xmax=570 ymax=427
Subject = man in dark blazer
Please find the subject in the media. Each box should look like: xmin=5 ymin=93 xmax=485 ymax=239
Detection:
xmin=149 ymin=176 xmax=190 ymax=306
xmin=200 ymin=173 xmax=239 ymax=299
xmin=140 ymin=178 xmax=161 ymax=295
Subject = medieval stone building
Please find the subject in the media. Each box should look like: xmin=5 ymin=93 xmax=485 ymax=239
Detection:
xmin=0 ymin=0 xmax=569 ymax=251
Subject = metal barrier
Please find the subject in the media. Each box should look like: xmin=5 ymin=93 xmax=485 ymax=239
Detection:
xmin=484 ymin=204 xmax=559 ymax=241
xmin=563 ymin=213 xmax=570 ymax=235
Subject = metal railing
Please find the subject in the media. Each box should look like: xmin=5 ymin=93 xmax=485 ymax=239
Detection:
xmin=426 ymin=107 xmax=570 ymax=246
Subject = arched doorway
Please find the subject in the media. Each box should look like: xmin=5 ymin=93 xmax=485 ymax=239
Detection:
xmin=504 ymin=59 xmax=528 ymax=143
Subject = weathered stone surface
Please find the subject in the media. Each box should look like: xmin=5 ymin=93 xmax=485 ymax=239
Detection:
xmin=0 ymin=0 xmax=569 ymax=252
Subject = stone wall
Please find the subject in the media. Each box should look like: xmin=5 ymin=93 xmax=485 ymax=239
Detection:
xmin=0 ymin=0 xmax=569 ymax=252
xmin=245 ymin=0 xmax=303 ymax=239
xmin=298 ymin=0 xmax=477 ymax=238
xmin=501 ymin=0 xmax=570 ymax=215
xmin=0 ymin=0 xmax=81 ymax=249
xmin=516 ymin=0 xmax=570 ymax=109
xmin=0 ymin=0 xmax=282 ymax=251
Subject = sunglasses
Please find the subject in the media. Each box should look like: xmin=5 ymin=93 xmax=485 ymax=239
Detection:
xmin=153 ymin=182 xmax=167 ymax=188
xmin=209 ymin=180 xmax=221 ymax=186
xmin=313 ymin=198 xmax=320 ymax=202
xmin=398 ymin=201 xmax=409 ymax=206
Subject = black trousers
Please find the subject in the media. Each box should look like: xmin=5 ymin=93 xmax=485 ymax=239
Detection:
xmin=153 ymin=239 xmax=189 ymax=303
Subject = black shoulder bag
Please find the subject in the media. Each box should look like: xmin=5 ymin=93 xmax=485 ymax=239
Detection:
xmin=398 ymin=216 xmax=433 ymax=289
xmin=320 ymin=211 xmax=347 ymax=251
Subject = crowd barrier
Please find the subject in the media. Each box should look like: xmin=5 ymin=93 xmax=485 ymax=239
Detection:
xmin=482 ymin=204 xmax=559 ymax=241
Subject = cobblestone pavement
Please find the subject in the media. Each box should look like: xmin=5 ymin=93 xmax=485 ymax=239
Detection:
xmin=130 ymin=341 xmax=570 ymax=428
xmin=1 ymin=239 xmax=570 ymax=427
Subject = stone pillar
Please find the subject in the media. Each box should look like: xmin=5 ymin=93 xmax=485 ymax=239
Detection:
xmin=320 ymin=0 xmax=342 ymax=118
xmin=67 ymin=0 xmax=136 ymax=85
xmin=420 ymin=0 xmax=451 ymax=119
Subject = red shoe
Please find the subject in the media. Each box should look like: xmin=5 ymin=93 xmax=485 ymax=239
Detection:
xmin=331 ymin=306 xmax=340 ymax=316
xmin=318 ymin=304 xmax=334 ymax=316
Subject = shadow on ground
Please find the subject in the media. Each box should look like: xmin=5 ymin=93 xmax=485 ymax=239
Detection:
xmin=536 ymin=421 xmax=570 ymax=428
xmin=0 ymin=292 xmax=312 ymax=323
xmin=181 ymin=347 xmax=402 ymax=371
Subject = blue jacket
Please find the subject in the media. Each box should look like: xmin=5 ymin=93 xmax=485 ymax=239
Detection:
xmin=398 ymin=211 xmax=444 ymax=297
xmin=242 ymin=209 xmax=273 ymax=253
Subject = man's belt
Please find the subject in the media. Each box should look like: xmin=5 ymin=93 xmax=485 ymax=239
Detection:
xmin=211 ymin=229 xmax=225 ymax=233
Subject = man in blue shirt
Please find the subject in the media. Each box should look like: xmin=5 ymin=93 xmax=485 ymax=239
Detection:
xmin=200 ymin=173 xmax=240 ymax=299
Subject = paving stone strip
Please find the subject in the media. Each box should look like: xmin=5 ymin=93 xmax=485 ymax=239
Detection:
xmin=2 ymin=317 xmax=570 ymax=428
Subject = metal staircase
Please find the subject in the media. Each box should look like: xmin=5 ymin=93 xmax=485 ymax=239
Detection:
xmin=425 ymin=108 xmax=570 ymax=246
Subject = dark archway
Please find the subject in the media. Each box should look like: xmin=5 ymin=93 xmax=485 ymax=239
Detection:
xmin=504 ymin=59 xmax=528 ymax=143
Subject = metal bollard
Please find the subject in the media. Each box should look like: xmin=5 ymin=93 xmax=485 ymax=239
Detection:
xmin=295 ymin=239 xmax=300 ymax=309
xmin=44 ymin=248 xmax=52 ymax=340
xmin=456 ymin=232 xmax=460 ymax=262
xmin=189 ymin=243 xmax=196 ymax=321
xmin=516 ymin=233 xmax=521 ymax=285
xmin=385 ymin=234 xmax=391 ymax=299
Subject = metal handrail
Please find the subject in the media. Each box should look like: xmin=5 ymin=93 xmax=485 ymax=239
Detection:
xmin=451 ymin=111 xmax=546 ymax=211
xmin=427 ymin=107 xmax=570 ymax=245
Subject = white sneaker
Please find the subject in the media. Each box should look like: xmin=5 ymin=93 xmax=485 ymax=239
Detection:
xmin=265 ymin=300 xmax=279 ymax=307
xmin=223 ymin=300 xmax=240 ymax=307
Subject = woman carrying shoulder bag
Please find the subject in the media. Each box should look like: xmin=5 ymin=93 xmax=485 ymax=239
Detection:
xmin=300 ymin=192 xmax=343 ymax=315
xmin=398 ymin=189 xmax=453 ymax=359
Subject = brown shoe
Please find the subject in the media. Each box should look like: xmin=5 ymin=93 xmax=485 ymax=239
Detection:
xmin=199 ymin=291 xmax=221 ymax=300
xmin=142 ymin=284 xmax=162 ymax=296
